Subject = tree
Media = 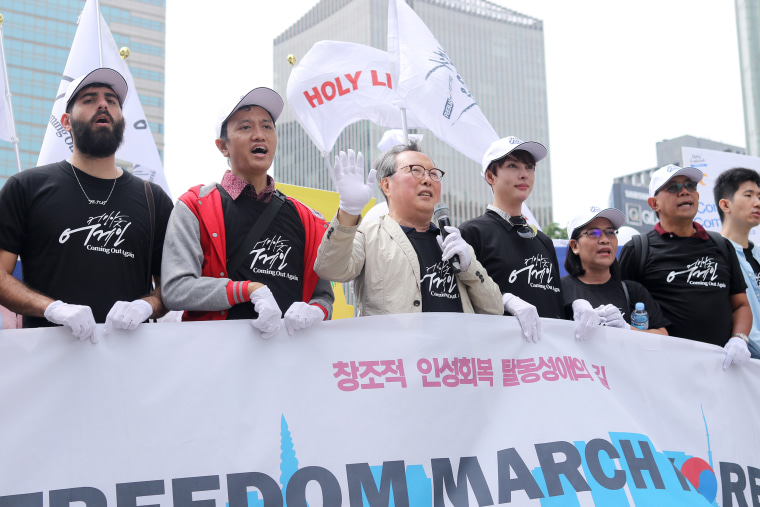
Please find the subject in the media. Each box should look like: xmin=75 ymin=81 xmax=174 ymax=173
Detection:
xmin=543 ymin=222 xmax=568 ymax=239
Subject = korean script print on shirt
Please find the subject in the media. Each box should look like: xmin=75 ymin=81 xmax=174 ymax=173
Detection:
xmin=406 ymin=228 xmax=463 ymax=313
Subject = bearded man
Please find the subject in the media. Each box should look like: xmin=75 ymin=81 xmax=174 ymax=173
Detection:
xmin=0 ymin=68 xmax=173 ymax=342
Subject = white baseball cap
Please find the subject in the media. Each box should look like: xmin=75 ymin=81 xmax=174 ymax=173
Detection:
xmin=64 ymin=68 xmax=128 ymax=108
xmin=481 ymin=136 xmax=547 ymax=178
xmin=648 ymin=164 xmax=703 ymax=197
xmin=566 ymin=205 xmax=625 ymax=239
xmin=215 ymin=87 xmax=284 ymax=139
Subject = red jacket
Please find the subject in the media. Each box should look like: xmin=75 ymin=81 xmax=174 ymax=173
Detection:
xmin=178 ymin=184 xmax=328 ymax=321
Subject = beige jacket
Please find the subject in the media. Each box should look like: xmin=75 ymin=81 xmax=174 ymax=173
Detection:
xmin=314 ymin=215 xmax=503 ymax=316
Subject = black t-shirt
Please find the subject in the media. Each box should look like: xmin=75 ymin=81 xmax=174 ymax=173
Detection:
xmin=560 ymin=275 xmax=670 ymax=329
xmin=219 ymin=187 xmax=306 ymax=320
xmin=744 ymin=242 xmax=760 ymax=291
xmin=0 ymin=161 xmax=173 ymax=326
xmin=459 ymin=210 xmax=564 ymax=319
xmin=619 ymin=229 xmax=746 ymax=345
xmin=404 ymin=226 xmax=464 ymax=313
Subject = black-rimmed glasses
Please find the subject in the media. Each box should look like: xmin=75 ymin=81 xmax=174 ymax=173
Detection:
xmin=506 ymin=215 xmax=536 ymax=239
xmin=662 ymin=180 xmax=698 ymax=194
xmin=396 ymin=165 xmax=445 ymax=182
xmin=580 ymin=228 xmax=618 ymax=239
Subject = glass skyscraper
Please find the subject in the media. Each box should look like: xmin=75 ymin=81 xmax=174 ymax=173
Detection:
xmin=273 ymin=0 xmax=552 ymax=225
xmin=0 ymin=0 xmax=165 ymax=187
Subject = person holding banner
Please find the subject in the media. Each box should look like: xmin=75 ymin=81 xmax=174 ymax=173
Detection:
xmin=313 ymin=143 xmax=503 ymax=316
xmin=458 ymin=137 xmax=597 ymax=342
xmin=714 ymin=167 xmax=760 ymax=358
xmin=619 ymin=165 xmax=752 ymax=368
xmin=0 ymin=68 xmax=173 ymax=342
xmin=161 ymin=87 xmax=333 ymax=338
xmin=561 ymin=206 xmax=669 ymax=335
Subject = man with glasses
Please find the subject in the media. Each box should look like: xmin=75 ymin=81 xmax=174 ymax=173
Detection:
xmin=619 ymin=165 xmax=752 ymax=368
xmin=314 ymin=143 xmax=502 ymax=316
xmin=459 ymin=137 xmax=574 ymax=343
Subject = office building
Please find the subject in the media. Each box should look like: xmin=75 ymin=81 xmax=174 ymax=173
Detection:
xmin=736 ymin=0 xmax=760 ymax=156
xmin=0 ymin=0 xmax=165 ymax=187
xmin=273 ymin=0 xmax=553 ymax=225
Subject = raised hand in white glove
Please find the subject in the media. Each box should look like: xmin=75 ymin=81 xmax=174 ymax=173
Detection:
xmin=436 ymin=226 xmax=472 ymax=272
xmin=723 ymin=336 xmax=751 ymax=370
xmin=502 ymin=293 xmax=541 ymax=343
xmin=334 ymin=149 xmax=376 ymax=215
xmin=572 ymin=299 xmax=601 ymax=340
xmin=44 ymin=300 xmax=97 ymax=343
xmin=284 ymin=302 xmax=325 ymax=335
xmin=595 ymin=304 xmax=629 ymax=330
xmin=249 ymin=286 xmax=282 ymax=339
xmin=104 ymin=299 xmax=153 ymax=334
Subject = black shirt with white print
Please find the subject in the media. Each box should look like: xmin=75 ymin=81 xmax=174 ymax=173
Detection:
xmin=402 ymin=224 xmax=464 ymax=313
xmin=459 ymin=208 xmax=564 ymax=319
xmin=743 ymin=242 xmax=760 ymax=291
xmin=619 ymin=228 xmax=746 ymax=345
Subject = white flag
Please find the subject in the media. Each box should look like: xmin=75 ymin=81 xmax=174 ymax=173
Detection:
xmin=388 ymin=0 xmax=498 ymax=163
xmin=286 ymin=40 xmax=423 ymax=153
xmin=37 ymin=0 xmax=171 ymax=197
xmin=0 ymin=28 xmax=15 ymax=144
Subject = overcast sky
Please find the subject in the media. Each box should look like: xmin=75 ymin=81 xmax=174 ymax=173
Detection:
xmin=163 ymin=0 xmax=745 ymax=226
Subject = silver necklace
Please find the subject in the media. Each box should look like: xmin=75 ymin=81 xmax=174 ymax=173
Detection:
xmin=70 ymin=162 xmax=117 ymax=205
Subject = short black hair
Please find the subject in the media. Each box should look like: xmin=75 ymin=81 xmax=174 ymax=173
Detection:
xmin=713 ymin=167 xmax=760 ymax=222
xmin=485 ymin=149 xmax=536 ymax=179
xmin=219 ymin=105 xmax=275 ymax=141
xmin=564 ymin=228 xmax=621 ymax=279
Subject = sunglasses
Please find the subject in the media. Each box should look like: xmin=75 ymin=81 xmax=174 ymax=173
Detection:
xmin=506 ymin=215 xmax=536 ymax=239
xmin=580 ymin=228 xmax=618 ymax=239
xmin=396 ymin=165 xmax=445 ymax=182
xmin=661 ymin=180 xmax=698 ymax=194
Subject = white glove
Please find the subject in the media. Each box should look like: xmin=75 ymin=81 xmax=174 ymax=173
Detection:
xmin=249 ymin=286 xmax=282 ymax=339
xmin=44 ymin=300 xmax=97 ymax=343
xmin=284 ymin=302 xmax=325 ymax=335
xmin=436 ymin=226 xmax=472 ymax=272
xmin=334 ymin=149 xmax=376 ymax=215
xmin=502 ymin=293 xmax=541 ymax=343
xmin=104 ymin=299 xmax=153 ymax=334
xmin=595 ymin=304 xmax=629 ymax=330
xmin=723 ymin=336 xmax=751 ymax=370
xmin=572 ymin=299 xmax=601 ymax=340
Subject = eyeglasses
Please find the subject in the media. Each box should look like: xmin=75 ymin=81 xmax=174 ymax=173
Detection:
xmin=580 ymin=228 xmax=618 ymax=239
xmin=662 ymin=180 xmax=698 ymax=194
xmin=506 ymin=215 xmax=536 ymax=239
xmin=396 ymin=165 xmax=445 ymax=182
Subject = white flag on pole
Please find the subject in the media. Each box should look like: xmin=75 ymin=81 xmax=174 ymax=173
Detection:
xmin=286 ymin=40 xmax=423 ymax=153
xmin=37 ymin=0 xmax=171 ymax=197
xmin=388 ymin=0 xmax=499 ymax=163
xmin=0 ymin=28 xmax=15 ymax=144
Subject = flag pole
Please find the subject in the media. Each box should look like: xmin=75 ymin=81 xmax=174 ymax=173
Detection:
xmin=400 ymin=107 xmax=409 ymax=144
xmin=95 ymin=0 xmax=103 ymax=66
xmin=0 ymin=15 xmax=22 ymax=173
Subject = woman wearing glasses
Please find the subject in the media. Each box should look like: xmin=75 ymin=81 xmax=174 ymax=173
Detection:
xmin=561 ymin=206 xmax=669 ymax=335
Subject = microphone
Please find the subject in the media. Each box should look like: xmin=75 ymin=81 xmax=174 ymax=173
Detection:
xmin=433 ymin=202 xmax=461 ymax=274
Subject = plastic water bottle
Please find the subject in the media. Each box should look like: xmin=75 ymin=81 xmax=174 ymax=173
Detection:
xmin=631 ymin=302 xmax=649 ymax=330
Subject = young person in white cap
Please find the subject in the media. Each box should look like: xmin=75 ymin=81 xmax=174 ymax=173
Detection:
xmin=562 ymin=206 xmax=668 ymax=335
xmin=619 ymin=164 xmax=752 ymax=369
xmin=0 ymin=68 xmax=174 ymax=342
xmin=459 ymin=136 xmax=598 ymax=342
xmin=161 ymin=87 xmax=333 ymax=338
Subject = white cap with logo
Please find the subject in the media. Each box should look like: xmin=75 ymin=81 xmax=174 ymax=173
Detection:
xmin=481 ymin=136 xmax=547 ymax=178
xmin=64 ymin=68 xmax=128 ymax=108
xmin=648 ymin=164 xmax=703 ymax=197
xmin=566 ymin=205 xmax=625 ymax=239
xmin=215 ymin=87 xmax=284 ymax=140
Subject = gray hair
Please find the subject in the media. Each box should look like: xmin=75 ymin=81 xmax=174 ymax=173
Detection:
xmin=373 ymin=140 xmax=433 ymax=202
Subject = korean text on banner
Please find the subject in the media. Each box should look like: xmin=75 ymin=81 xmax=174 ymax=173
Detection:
xmin=388 ymin=0 xmax=499 ymax=163
xmin=36 ymin=0 xmax=171 ymax=197
xmin=286 ymin=40 xmax=422 ymax=153
xmin=1 ymin=314 xmax=759 ymax=506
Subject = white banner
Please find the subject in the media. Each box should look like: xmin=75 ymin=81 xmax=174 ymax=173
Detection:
xmin=388 ymin=0 xmax=499 ymax=164
xmin=286 ymin=40 xmax=423 ymax=154
xmin=683 ymin=147 xmax=760 ymax=239
xmin=0 ymin=27 xmax=15 ymax=144
xmin=36 ymin=0 xmax=171 ymax=197
xmin=1 ymin=314 xmax=758 ymax=506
